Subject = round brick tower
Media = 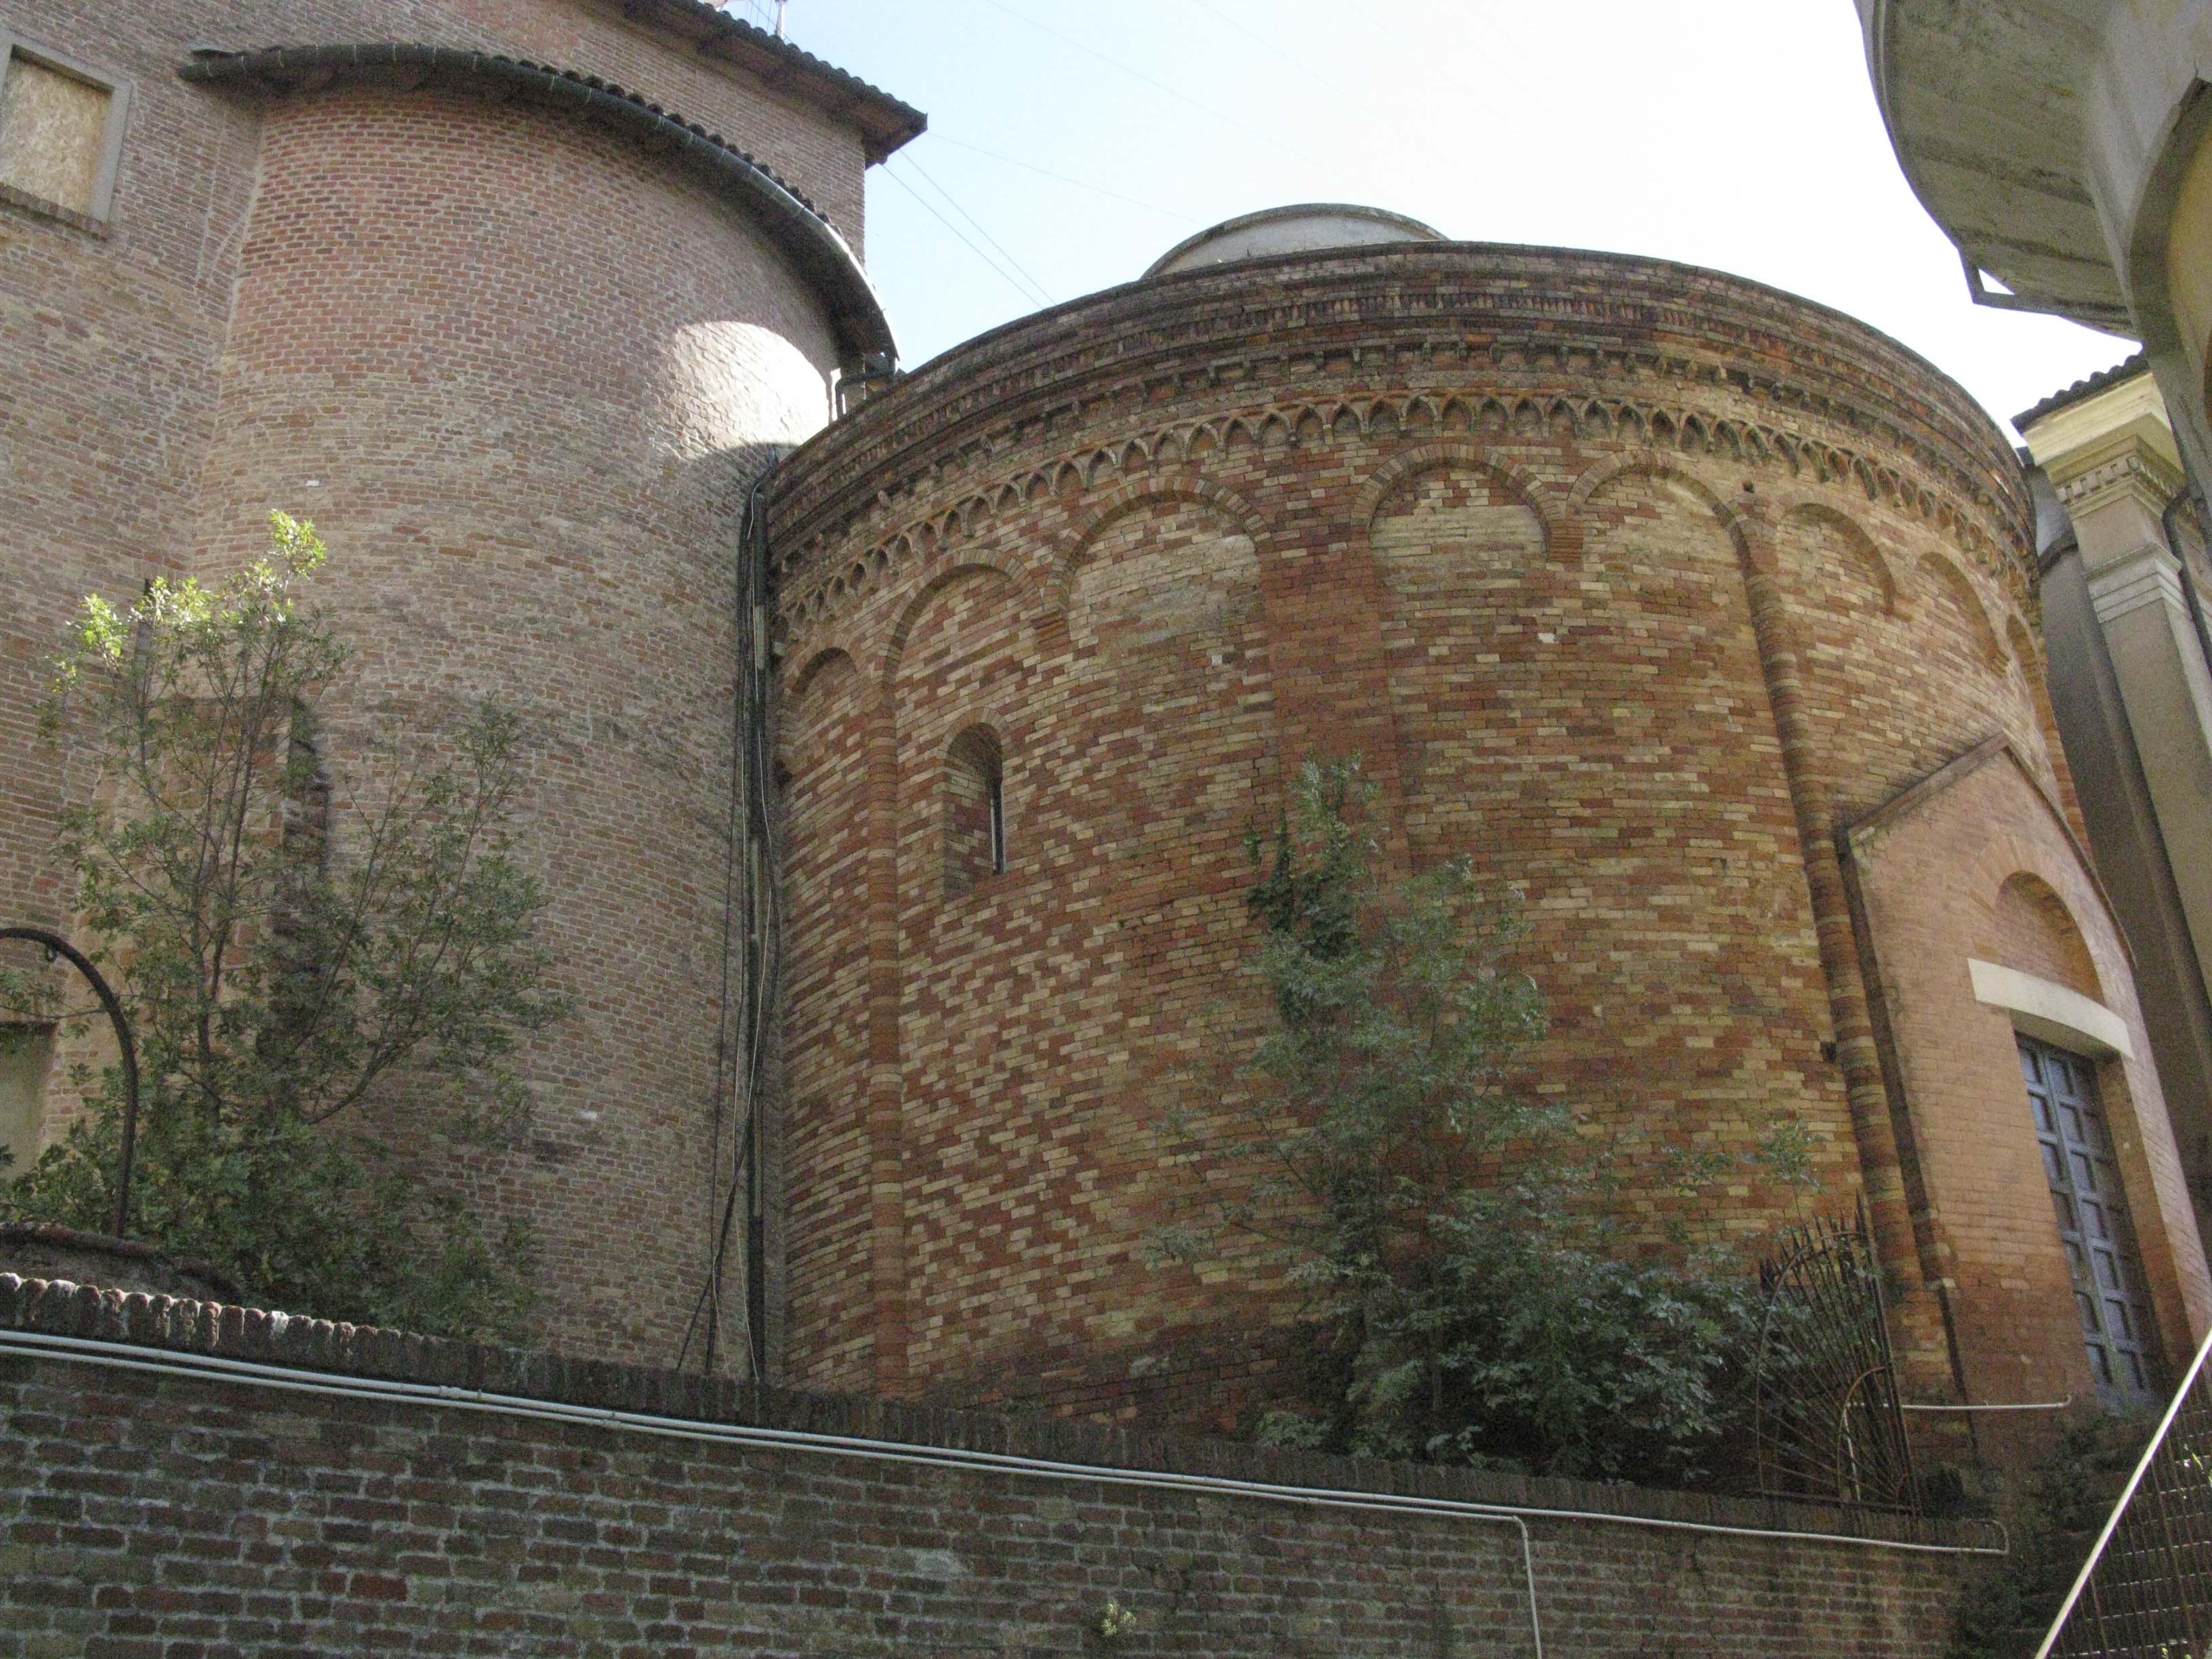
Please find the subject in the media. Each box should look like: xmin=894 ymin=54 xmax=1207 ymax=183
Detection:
xmin=769 ymin=209 xmax=2212 ymax=1429
xmin=176 ymin=54 xmax=899 ymax=1364
xmin=0 ymin=0 xmax=920 ymax=1368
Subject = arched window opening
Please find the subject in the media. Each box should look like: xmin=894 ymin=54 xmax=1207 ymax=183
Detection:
xmin=1990 ymin=872 xmax=2101 ymax=1000
xmin=1973 ymin=872 xmax=2155 ymax=1408
xmin=990 ymin=768 xmax=1006 ymax=876
xmin=945 ymin=724 xmax=1006 ymax=895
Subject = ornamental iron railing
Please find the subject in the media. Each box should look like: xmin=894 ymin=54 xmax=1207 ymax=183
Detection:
xmin=0 ymin=926 xmax=138 ymax=1238
xmin=2036 ymin=1323 xmax=2212 ymax=1659
xmin=1750 ymin=1204 xmax=1920 ymax=1514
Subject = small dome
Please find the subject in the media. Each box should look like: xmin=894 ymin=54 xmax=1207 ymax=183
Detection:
xmin=1145 ymin=203 xmax=1446 ymax=277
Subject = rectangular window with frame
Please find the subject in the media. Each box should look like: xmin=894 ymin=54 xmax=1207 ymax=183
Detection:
xmin=0 ymin=33 xmax=129 ymax=224
xmin=2019 ymin=1034 xmax=2162 ymax=1411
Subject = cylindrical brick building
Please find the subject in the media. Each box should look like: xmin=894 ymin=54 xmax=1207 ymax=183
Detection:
xmin=768 ymin=208 xmax=2212 ymax=1433
xmin=0 ymin=0 xmax=920 ymax=1364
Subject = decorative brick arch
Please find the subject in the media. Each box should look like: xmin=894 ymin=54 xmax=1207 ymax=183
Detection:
xmin=1965 ymin=823 xmax=2134 ymax=1010
xmin=1565 ymin=449 xmax=1753 ymax=571
xmin=781 ymin=645 xmax=865 ymax=779
xmin=1052 ymin=472 xmax=1269 ymax=611
xmin=1062 ymin=473 xmax=1268 ymax=558
xmin=1915 ymin=550 xmax=2012 ymax=672
xmin=1351 ymin=442 xmax=1559 ymax=557
xmin=1775 ymin=499 xmax=1904 ymax=616
xmin=1990 ymin=869 xmax=2105 ymax=1000
xmin=787 ymin=643 xmax=859 ymax=707
xmin=877 ymin=560 xmax=1032 ymax=690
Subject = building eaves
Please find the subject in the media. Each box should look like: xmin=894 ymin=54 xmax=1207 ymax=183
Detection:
xmin=612 ymin=0 xmax=924 ymax=162
xmin=2013 ymin=351 xmax=2151 ymax=432
xmin=1860 ymin=0 xmax=2134 ymax=335
xmin=180 ymin=43 xmax=895 ymax=367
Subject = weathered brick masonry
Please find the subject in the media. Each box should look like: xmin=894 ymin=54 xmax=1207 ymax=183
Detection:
xmin=0 ymin=0 xmax=917 ymax=1364
xmin=766 ymin=239 xmax=2212 ymax=1429
xmin=0 ymin=1274 xmax=1987 ymax=1657
xmin=9 ymin=0 xmax=2211 ymax=1471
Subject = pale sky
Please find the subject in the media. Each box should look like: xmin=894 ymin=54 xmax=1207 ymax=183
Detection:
xmin=770 ymin=0 xmax=2131 ymax=443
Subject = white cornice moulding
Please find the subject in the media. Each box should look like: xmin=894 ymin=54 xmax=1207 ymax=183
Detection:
xmin=1968 ymin=958 xmax=2134 ymax=1060
xmin=2086 ymin=539 xmax=2190 ymax=627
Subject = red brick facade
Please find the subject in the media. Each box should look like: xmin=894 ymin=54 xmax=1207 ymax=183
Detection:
xmin=8 ymin=0 xmax=2208 ymax=1454
xmin=0 ymin=0 xmax=910 ymax=1363
xmin=767 ymin=245 xmax=2212 ymax=1431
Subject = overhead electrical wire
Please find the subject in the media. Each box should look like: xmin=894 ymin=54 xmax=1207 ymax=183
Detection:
xmin=1206 ymin=0 xmax=1540 ymax=225
xmin=974 ymin=0 xmax=1342 ymax=178
xmin=899 ymin=154 xmax=1057 ymax=306
xmin=880 ymin=161 xmax=1052 ymax=307
xmin=1340 ymin=0 xmax=1540 ymax=109
xmin=1189 ymin=0 xmax=1343 ymax=97
xmin=926 ymin=135 xmax=1202 ymax=225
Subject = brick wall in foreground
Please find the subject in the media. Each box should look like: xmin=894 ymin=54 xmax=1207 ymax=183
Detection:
xmin=0 ymin=1275 xmax=1983 ymax=1658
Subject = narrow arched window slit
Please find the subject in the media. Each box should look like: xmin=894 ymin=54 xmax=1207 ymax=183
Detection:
xmin=945 ymin=723 xmax=1006 ymax=895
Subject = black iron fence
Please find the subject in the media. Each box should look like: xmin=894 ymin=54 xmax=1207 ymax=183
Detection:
xmin=1750 ymin=1205 xmax=1921 ymax=1514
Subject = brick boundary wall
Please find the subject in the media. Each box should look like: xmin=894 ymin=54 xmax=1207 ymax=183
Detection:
xmin=0 ymin=1275 xmax=1992 ymax=1656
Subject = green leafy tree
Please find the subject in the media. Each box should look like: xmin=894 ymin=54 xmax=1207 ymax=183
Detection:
xmin=0 ymin=514 xmax=563 ymax=1338
xmin=1157 ymin=759 xmax=1805 ymax=1486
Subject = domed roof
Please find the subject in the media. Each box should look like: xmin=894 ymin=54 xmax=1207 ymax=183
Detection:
xmin=1144 ymin=203 xmax=1446 ymax=277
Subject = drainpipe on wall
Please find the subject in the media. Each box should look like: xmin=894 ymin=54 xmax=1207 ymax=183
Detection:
xmin=2160 ymin=484 xmax=2212 ymax=687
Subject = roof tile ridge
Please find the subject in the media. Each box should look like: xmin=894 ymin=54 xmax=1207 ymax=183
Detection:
xmin=192 ymin=41 xmax=829 ymax=223
xmin=2013 ymin=350 xmax=2152 ymax=432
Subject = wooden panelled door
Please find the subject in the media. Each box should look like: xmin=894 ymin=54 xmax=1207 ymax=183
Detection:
xmin=2019 ymin=1035 xmax=2160 ymax=1411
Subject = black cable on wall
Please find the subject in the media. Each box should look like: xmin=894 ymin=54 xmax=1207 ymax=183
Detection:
xmin=682 ymin=456 xmax=782 ymax=1382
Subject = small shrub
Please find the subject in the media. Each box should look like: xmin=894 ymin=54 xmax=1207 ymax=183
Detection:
xmin=1946 ymin=1416 xmax=2154 ymax=1659
xmin=1155 ymin=758 xmax=1804 ymax=1486
xmin=1 ymin=514 xmax=562 ymax=1339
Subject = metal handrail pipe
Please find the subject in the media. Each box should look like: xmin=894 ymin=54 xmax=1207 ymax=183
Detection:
xmin=0 ymin=1322 xmax=2007 ymax=1564
xmin=2 ymin=1326 xmax=1544 ymax=1649
xmin=2032 ymin=1320 xmax=2212 ymax=1659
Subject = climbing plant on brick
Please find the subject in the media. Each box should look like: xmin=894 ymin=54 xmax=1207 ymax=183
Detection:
xmin=0 ymin=514 xmax=564 ymax=1338
xmin=1156 ymin=758 xmax=1801 ymax=1486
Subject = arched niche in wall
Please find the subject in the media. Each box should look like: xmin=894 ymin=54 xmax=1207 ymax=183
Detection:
xmin=1780 ymin=501 xmax=1898 ymax=617
xmin=1917 ymin=552 xmax=2010 ymax=674
xmin=1060 ymin=491 xmax=1282 ymax=1179
xmin=1066 ymin=493 xmax=1263 ymax=657
xmin=1363 ymin=454 xmax=1551 ymax=845
xmin=1770 ymin=502 xmax=1938 ymax=819
xmin=1524 ymin=458 xmax=1846 ymax=1240
xmin=1985 ymin=870 xmax=2105 ymax=1004
xmin=773 ymin=644 xmax=877 ymax=1391
xmin=1063 ymin=494 xmax=1276 ymax=875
